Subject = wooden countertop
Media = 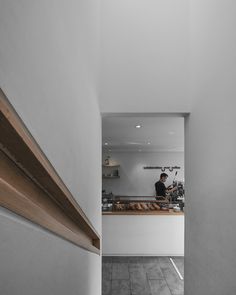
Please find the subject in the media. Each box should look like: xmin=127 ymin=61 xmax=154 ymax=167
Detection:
xmin=102 ymin=210 xmax=184 ymax=216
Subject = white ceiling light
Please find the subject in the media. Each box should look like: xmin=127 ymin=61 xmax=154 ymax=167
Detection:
xmin=135 ymin=124 xmax=142 ymax=129
xmin=126 ymin=141 xmax=142 ymax=145
xmin=104 ymin=142 xmax=108 ymax=145
xmin=168 ymin=131 xmax=175 ymax=135
xmin=147 ymin=142 xmax=151 ymax=145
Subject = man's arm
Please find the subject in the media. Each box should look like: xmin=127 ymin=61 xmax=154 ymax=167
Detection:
xmin=166 ymin=186 xmax=177 ymax=193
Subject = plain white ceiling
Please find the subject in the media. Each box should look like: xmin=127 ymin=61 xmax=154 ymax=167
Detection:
xmin=102 ymin=116 xmax=184 ymax=152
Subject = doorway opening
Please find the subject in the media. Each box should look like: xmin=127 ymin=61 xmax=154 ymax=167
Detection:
xmin=101 ymin=113 xmax=186 ymax=295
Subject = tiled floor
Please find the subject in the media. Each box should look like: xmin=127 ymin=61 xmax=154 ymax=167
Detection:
xmin=102 ymin=256 xmax=184 ymax=295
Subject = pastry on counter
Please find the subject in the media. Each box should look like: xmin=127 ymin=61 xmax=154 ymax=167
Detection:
xmin=135 ymin=203 xmax=143 ymax=210
xmin=153 ymin=203 xmax=161 ymax=210
xmin=148 ymin=203 xmax=156 ymax=210
xmin=136 ymin=203 xmax=143 ymax=211
xmin=140 ymin=203 xmax=148 ymax=210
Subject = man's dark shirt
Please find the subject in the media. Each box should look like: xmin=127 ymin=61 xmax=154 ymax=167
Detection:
xmin=155 ymin=181 xmax=166 ymax=197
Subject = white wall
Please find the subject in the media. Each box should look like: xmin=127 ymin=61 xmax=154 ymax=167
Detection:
xmin=184 ymin=1 xmax=236 ymax=294
xmin=100 ymin=0 xmax=191 ymax=113
xmin=0 ymin=1 xmax=101 ymax=294
xmin=102 ymin=152 xmax=184 ymax=196
xmin=0 ymin=208 xmax=101 ymax=295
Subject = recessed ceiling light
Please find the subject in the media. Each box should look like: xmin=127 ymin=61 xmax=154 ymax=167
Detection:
xmin=135 ymin=124 xmax=142 ymax=129
xmin=138 ymin=149 xmax=142 ymax=152
xmin=147 ymin=142 xmax=151 ymax=145
xmin=168 ymin=131 xmax=175 ymax=135
xmin=104 ymin=142 xmax=108 ymax=145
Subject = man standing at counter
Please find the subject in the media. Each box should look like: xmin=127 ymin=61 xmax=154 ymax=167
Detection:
xmin=155 ymin=173 xmax=177 ymax=199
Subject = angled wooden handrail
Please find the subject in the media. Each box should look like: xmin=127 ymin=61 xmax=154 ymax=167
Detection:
xmin=0 ymin=88 xmax=100 ymax=254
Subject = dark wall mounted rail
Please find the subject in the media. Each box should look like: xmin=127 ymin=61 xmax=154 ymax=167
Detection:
xmin=143 ymin=166 xmax=181 ymax=172
xmin=0 ymin=89 xmax=100 ymax=254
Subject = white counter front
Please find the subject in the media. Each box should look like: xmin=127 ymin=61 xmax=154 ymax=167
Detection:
xmin=102 ymin=214 xmax=184 ymax=256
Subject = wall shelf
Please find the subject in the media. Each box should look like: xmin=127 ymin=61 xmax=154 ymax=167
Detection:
xmin=102 ymin=162 xmax=120 ymax=179
xmin=0 ymin=89 xmax=100 ymax=255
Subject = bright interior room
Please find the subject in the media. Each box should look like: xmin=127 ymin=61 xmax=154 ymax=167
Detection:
xmin=102 ymin=116 xmax=185 ymax=295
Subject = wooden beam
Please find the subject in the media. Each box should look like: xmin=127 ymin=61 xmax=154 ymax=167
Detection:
xmin=0 ymin=89 xmax=100 ymax=254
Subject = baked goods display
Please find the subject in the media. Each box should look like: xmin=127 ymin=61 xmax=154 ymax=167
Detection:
xmin=115 ymin=202 xmax=162 ymax=211
xmin=102 ymin=195 xmax=184 ymax=214
xmin=109 ymin=195 xmax=172 ymax=213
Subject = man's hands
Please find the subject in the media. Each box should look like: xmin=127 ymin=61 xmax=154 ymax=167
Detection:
xmin=167 ymin=186 xmax=177 ymax=193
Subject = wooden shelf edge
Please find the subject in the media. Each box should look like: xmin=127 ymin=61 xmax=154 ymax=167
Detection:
xmin=102 ymin=164 xmax=120 ymax=168
xmin=102 ymin=176 xmax=120 ymax=179
xmin=0 ymin=89 xmax=100 ymax=255
xmin=102 ymin=211 xmax=184 ymax=216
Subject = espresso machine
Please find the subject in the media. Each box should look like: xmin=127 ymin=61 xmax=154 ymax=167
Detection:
xmin=169 ymin=172 xmax=185 ymax=210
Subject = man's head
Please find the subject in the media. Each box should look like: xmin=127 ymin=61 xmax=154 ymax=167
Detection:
xmin=160 ymin=173 xmax=168 ymax=182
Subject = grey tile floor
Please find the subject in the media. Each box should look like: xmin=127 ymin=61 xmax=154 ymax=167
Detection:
xmin=102 ymin=256 xmax=184 ymax=295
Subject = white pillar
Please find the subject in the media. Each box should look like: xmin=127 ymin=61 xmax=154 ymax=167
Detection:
xmin=185 ymin=1 xmax=236 ymax=294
